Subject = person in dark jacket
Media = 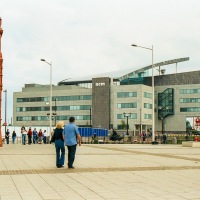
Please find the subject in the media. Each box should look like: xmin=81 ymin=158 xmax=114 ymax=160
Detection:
xmin=52 ymin=121 xmax=65 ymax=168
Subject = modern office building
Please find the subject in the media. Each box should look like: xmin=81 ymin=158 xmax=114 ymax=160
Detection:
xmin=13 ymin=57 xmax=200 ymax=135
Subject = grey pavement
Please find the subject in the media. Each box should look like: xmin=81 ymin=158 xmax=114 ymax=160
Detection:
xmin=0 ymin=143 xmax=200 ymax=200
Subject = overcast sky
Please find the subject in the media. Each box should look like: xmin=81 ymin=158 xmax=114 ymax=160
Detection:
xmin=1 ymin=0 xmax=200 ymax=124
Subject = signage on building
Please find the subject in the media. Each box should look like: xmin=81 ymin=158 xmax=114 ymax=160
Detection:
xmin=95 ymin=82 xmax=105 ymax=86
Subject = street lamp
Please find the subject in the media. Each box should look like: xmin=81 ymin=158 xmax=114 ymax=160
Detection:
xmin=131 ymin=44 xmax=155 ymax=142
xmin=123 ymin=112 xmax=131 ymax=135
xmin=53 ymin=98 xmax=57 ymax=126
xmin=41 ymin=59 xmax=52 ymax=135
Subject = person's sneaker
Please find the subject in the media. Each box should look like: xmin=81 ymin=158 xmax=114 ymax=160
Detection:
xmin=68 ymin=166 xmax=75 ymax=169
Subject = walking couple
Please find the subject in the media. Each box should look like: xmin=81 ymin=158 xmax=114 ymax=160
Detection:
xmin=53 ymin=116 xmax=81 ymax=169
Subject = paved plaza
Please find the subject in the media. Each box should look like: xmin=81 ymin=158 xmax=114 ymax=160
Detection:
xmin=0 ymin=143 xmax=200 ymax=200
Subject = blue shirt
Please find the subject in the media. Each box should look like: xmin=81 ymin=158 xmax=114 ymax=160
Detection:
xmin=63 ymin=122 xmax=79 ymax=146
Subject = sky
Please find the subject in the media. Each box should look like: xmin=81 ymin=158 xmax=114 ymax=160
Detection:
xmin=0 ymin=0 xmax=200 ymax=124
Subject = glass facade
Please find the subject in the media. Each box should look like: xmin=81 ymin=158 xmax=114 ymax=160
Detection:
xmin=158 ymin=88 xmax=174 ymax=119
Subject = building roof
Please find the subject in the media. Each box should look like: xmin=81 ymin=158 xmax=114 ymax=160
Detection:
xmin=58 ymin=57 xmax=189 ymax=85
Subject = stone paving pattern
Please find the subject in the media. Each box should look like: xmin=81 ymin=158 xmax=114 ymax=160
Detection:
xmin=0 ymin=143 xmax=200 ymax=200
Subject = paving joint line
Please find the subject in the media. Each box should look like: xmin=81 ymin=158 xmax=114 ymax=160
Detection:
xmin=84 ymin=145 xmax=200 ymax=162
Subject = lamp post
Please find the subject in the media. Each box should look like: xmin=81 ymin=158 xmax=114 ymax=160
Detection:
xmin=3 ymin=89 xmax=7 ymax=135
xmin=131 ymin=44 xmax=155 ymax=142
xmin=41 ymin=59 xmax=52 ymax=135
xmin=123 ymin=112 xmax=131 ymax=135
xmin=53 ymin=98 xmax=57 ymax=126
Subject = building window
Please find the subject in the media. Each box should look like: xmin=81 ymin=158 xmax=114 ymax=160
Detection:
xmin=117 ymin=103 xmax=137 ymax=108
xmin=16 ymin=115 xmax=90 ymax=121
xmin=117 ymin=113 xmax=137 ymax=119
xmin=144 ymin=92 xmax=152 ymax=99
xmin=16 ymin=95 xmax=92 ymax=103
xmin=180 ymin=98 xmax=200 ymax=103
xmin=144 ymin=103 xmax=152 ymax=109
xmin=16 ymin=105 xmax=91 ymax=112
xmin=117 ymin=92 xmax=137 ymax=98
xmin=144 ymin=114 xmax=152 ymax=119
xmin=179 ymin=89 xmax=200 ymax=94
xmin=180 ymin=107 xmax=200 ymax=112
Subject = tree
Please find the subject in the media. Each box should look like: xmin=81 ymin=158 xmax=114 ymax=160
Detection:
xmin=121 ymin=120 xmax=126 ymax=130
xmin=186 ymin=120 xmax=192 ymax=133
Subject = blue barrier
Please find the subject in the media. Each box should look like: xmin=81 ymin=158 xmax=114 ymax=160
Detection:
xmin=78 ymin=127 xmax=108 ymax=137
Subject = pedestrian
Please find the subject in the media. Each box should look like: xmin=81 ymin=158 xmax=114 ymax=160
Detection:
xmin=12 ymin=130 xmax=17 ymax=144
xmin=38 ymin=129 xmax=43 ymax=144
xmin=43 ymin=130 xmax=47 ymax=144
xmin=163 ymin=134 xmax=167 ymax=144
xmin=63 ymin=116 xmax=81 ymax=169
xmin=21 ymin=128 xmax=27 ymax=145
xmin=5 ymin=129 xmax=10 ymax=144
xmin=32 ymin=128 xmax=37 ymax=144
xmin=51 ymin=121 xmax=65 ymax=168
xmin=142 ymin=132 xmax=146 ymax=143
xmin=27 ymin=127 xmax=33 ymax=145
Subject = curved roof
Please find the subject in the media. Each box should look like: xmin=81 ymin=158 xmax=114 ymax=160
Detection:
xmin=58 ymin=57 xmax=189 ymax=84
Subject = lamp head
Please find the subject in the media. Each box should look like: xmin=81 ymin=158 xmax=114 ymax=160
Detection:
xmin=41 ymin=59 xmax=46 ymax=62
xmin=131 ymin=44 xmax=137 ymax=47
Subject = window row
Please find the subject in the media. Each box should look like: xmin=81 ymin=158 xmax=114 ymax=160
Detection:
xmin=17 ymin=95 xmax=92 ymax=103
xmin=117 ymin=103 xmax=137 ymax=108
xmin=117 ymin=113 xmax=152 ymax=119
xmin=180 ymin=98 xmax=200 ymax=103
xmin=117 ymin=92 xmax=137 ymax=98
xmin=179 ymin=89 xmax=200 ymax=94
xmin=180 ymin=107 xmax=200 ymax=112
xmin=117 ymin=113 xmax=137 ymax=119
xmin=16 ymin=105 xmax=92 ymax=112
xmin=16 ymin=115 xmax=91 ymax=121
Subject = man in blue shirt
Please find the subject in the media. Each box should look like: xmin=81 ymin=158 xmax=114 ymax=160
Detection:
xmin=63 ymin=116 xmax=81 ymax=169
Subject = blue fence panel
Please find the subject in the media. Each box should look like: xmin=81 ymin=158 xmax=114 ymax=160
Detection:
xmin=78 ymin=127 xmax=108 ymax=137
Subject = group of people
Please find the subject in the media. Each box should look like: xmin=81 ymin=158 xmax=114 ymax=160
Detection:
xmin=5 ymin=129 xmax=17 ymax=144
xmin=20 ymin=126 xmax=49 ymax=145
xmin=5 ymin=117 xmax=81 ymax=169
xmin=51 ymin=116 xmax=81 ymax=169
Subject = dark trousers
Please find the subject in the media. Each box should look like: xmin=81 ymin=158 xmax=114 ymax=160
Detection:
xmin=67 ymin=144 xmax=77 ymax=168
xmin=28 ymin=135 xmax=32 ymax=144
xmin=55 ymin=140 xmax=65 ymax=167
xmin=6 ymin=137 xmax=9 ymax=144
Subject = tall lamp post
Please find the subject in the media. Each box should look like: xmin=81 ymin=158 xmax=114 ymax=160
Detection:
xmin=41 ymin=59 xmax=52 ymax=136
xmin=123 ymin=112 xmax=131 ymax=135
xmin=53 ymin=98 xmax=57 ymax=126
xmin=131 ymin=44 xmax=155 ymax=142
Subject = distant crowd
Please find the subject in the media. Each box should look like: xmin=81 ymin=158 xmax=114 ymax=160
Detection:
xmin=4 ymin=126 xmax=50 ymax=145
